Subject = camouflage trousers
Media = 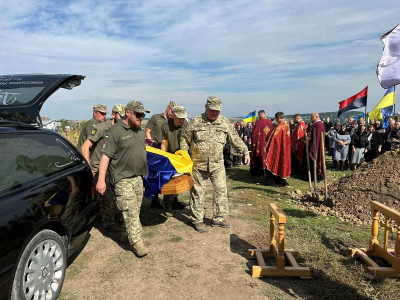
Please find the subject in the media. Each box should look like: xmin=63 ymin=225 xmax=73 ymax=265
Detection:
xmin=114 ymin=176 xmax=143 ymax=245
xmin=94 ymin=172 xmax=117 ymax=228
xmin=190 ymin=166 xmax=228 ymax=224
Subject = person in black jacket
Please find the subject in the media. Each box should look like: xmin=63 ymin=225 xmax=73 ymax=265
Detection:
xmin=383 ymin=121 xmax=400 ymax=152
xmin=365 ymin=124 xmax=382 ymax=162
xmin=324 ymin=117 xmax=333 ymax=150
xmin=350 ymin=125 xmax=367 ymax=170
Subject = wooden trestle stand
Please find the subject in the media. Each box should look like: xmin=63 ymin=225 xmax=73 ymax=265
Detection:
xmin=347 ymin=201 xmax=400 ymax=277
xmin=248 ymin=203 xmax=311 ymax=278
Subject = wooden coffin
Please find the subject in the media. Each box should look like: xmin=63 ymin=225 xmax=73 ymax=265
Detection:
xmin=160 ymin=174 xmax=194 ymax=195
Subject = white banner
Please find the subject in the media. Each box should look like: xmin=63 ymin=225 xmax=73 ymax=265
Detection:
xmin=377 ymin=24 xmax=400 ymax=89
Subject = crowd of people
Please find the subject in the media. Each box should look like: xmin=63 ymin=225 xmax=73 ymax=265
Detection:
xmin=324 ymin=115 xmax=400 ymax=171
xmin=224 ymin=111 xmax=400 ymax=188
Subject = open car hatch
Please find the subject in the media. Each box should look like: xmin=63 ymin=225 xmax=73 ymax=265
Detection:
xmin=0 ymin=74 xmax=85 ymax=126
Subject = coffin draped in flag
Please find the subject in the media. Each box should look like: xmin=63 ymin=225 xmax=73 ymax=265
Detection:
xmin=377 ymin=24 xmax=400 ymax=89
xmin=338 ymin=86 xmax=368 ymax=117
xmin=144 ymin=146 xmax=193 ymax=199
xmin=369 ymin=86 xmax=396 ymax=120
xmin=243 ymin=111 xmax=256 ymax=123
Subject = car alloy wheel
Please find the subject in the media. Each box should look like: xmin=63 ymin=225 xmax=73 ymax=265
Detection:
xmin=11 ymin=230 xmax=67 ymax=300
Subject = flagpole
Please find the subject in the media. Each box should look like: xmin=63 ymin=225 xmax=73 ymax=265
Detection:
xmin=365 ymin=105 xmax=367 ymax=124
xmin=365 ymin=86 xmax=368 ymax=123
xmin=394 ymin=86 xmax=396 ymax=116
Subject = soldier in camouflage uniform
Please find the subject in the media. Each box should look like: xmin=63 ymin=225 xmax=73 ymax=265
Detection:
xmin=161 ymin=106 xmax=188 ymax=217
xmin=96 ymin=100 xmax=150 ymax=257
xmin=181 ymin=96 xmax=250 ymax=233
xmin=76 ymin=104 xmax=107 ymax=151
xmin=81 ymin=104 xmax=125 ymax=232
xmin=145 ymin=100 xmax=186 ymax=210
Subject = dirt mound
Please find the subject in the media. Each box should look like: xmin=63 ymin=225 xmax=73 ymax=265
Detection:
xmin=303 ymin=151 xmax=400 ymax=223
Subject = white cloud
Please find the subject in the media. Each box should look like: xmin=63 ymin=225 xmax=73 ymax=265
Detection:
xmin=1 ymin=0 xmax=400 ymax=120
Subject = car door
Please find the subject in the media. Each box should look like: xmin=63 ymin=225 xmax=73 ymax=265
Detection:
xmin=0 ymin=130 xmax=96 ymax=289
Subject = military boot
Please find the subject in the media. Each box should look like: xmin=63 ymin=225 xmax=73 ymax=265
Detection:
xmin=192 ymin=222 xmax=207 ymax=233
xmin=133 ymin=240 xmax=148 ymax=257
xmin=211 ymin=220 xmax=232 ymax=228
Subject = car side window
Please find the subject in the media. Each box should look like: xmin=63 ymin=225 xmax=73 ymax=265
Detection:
xmin=0 ymin=133 xmax=82 ymax=196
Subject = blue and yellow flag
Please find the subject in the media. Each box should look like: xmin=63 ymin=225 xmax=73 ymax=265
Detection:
xmin=243 ymin=111 xmax=256 ymax=123
xmin=144 ymin=146 xmax=193 ymax=199
xmin=369 ymin=86 xmax=396 ymax=120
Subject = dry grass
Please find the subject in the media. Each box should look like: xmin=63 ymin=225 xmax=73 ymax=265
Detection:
xmin=60 ymin=130 xmax=80 ymax=147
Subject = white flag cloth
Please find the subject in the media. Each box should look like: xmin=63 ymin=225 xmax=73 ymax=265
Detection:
xmin=377 ymin=24 xmax=400 ymax=89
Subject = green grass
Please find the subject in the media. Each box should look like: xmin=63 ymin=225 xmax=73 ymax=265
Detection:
xmin=169 ymin=236 xmax=183 ymax=243
xmin=226 ymin=165 xmax=400 ymax=300
xmin=58 ymin=292 xmax=78 ymax=300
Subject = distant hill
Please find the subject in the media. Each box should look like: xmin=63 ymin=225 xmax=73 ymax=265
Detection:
xmin=229 ymin=111 xmax=364 ymax=124
xmin=284 ymin=111 xmax=364 ymax=123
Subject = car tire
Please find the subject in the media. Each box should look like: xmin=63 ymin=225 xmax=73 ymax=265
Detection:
xmin=10 ymin=229 xmax=67 ymax=300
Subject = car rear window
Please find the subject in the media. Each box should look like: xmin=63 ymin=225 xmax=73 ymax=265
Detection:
xmin=0 ymin=75 xmax=60 ymax=106
xmin=0 ymin=133 xmax=82 ymax=196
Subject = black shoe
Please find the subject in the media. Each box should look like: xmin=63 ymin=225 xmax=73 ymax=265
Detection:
xmin=172 ymin=199 xmax=186 ymax=210
xmin=151 ymin=197 xmax=163 ymax=209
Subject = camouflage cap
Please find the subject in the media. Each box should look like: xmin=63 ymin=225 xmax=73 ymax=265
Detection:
xmin=126 ymin=100 xmax=150 ymax=113
xmin=168 ymin=101 xmax=179 ymax=108
xmin=112 ymin=104 xmax=125 ymax=117
xmin=173 ymin=106 xmax=187 ymax=118
xmin=93 ymin=104 xmax=107 ymax=113
xmin=206 ymin=96 xmax=222 ymax=110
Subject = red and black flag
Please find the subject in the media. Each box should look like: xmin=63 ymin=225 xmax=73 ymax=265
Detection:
xmin=338 ymin=86 xmax=368 ymax=117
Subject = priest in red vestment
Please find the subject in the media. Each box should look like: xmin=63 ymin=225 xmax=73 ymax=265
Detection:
xmin=308 ymin=112 xmax=325 ymax=180
xmin=290 ymin=114 xmax=307 ymax=175
xmin=264 ymin=112 xmax=291 ymax=186
xmin=250 ymin=110 xmax=273 ymax=176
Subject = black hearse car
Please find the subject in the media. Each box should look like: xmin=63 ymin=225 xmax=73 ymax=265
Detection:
xmin=0 ymin=74 xmax=99 ymax=300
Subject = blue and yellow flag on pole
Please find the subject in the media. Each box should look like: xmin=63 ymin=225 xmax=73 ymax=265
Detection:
xmin=243 ymin=111 xmax=256 ymax=123
xmin=369 ymin=86 xmax=396 ymax=120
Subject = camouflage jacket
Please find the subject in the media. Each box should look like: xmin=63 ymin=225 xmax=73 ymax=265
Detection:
xmin=181 ymin=113 xmax=249 ymax=171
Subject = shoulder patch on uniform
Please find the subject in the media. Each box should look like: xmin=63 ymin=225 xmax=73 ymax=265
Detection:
xmin=91 ymin=128 xmax=97 ymax=135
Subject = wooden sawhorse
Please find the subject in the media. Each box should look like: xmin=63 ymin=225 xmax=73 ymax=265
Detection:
xmin=248 ymin=203 xmax=311 ymax=278
xmin=348 ymin=201 xmax=400 ymax=277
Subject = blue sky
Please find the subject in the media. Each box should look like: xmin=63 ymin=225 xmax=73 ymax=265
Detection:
xmin=1 ymin=0 xmax=399 ymax=120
